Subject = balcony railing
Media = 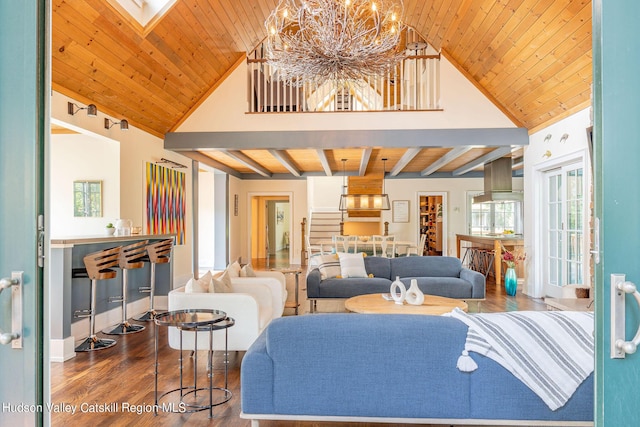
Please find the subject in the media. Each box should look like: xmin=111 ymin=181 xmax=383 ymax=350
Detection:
xmin=247 ymin=30 xmax=441 ymax=113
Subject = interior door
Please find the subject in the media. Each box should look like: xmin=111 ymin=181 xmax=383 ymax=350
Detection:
xmin=0 ymin=0 xmax=46 ymax=425
xmin=543 ymin=163 xmax=585 ymax=296
xmin=593 ymin=1 xmax=640 ymax=425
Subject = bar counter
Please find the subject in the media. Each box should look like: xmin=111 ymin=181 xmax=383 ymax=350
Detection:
xmin=50 ymin=234 xmax=175 ymax=362
xmin=455 ymin=234 xmax=524 ymax=285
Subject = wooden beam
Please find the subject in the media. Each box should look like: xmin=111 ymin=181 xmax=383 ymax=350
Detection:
xmin=269 ymin=149 xmax=301 ymax=177
xmin=452 ymin=146 xmax=514 ymax=176
xmin=316 ymin=149 xmax=332 ymax=176
xmin=178 ymin=151 xmax=242 ymax=178
xmin=359 ymin=148 xmax=373 ymax=176
xmin=224 ymin=150 xmax=272 ymax=177
xmin=421 ymin=146 xmax=474 ymax=176
xmin=390 ymin=148 xmax=421 ymax=176
xmin=165 ymin=128 xmax=529 ymax=151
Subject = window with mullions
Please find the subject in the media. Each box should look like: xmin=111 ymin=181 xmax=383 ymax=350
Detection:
xmin=467 ymin=193 xmax=522 ymax=235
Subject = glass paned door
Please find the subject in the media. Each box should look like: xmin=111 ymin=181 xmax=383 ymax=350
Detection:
xmin=544 ymin=164 xmax=584 ymax=293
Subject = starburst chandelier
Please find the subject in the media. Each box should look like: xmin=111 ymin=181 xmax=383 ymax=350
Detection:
xmin=265 ymin=0 xmax=405 ymax=86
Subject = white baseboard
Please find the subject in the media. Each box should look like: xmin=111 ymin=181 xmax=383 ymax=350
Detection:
xmin=50 ymin=336 xmax=76 ymax=363
xmin=70 ymin=297 xmax=152 ymax=346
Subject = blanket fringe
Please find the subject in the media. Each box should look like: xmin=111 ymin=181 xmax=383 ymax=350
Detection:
xmin=456 ymin=350 xmax=478 ymax=372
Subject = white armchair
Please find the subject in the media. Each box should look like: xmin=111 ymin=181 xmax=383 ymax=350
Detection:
xmin=167 ymin=281 xmax=273 ymax=352
xmin=231 ymin=270 xmax=287 ymax=317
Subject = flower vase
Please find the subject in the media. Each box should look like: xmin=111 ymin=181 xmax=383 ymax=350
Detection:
xmin=504 ymin=267 xmax=518 ymax=296
xmin=405 ymin=279 xmax=424 ymax=305
xmin=390 ymin=276 xmax=406 ymax=305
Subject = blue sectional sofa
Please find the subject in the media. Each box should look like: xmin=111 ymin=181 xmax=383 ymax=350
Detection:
xmin=241 ymin=314 xmax=593 ymax=426
xmin=307 ymin=255 xmax=485 ymax=312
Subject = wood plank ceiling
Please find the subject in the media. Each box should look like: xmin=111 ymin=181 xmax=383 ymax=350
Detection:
xmin=52 ymin=0 xmax=592 ymax=178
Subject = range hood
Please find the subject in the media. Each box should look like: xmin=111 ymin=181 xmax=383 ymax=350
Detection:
xmin=472 ymin=157 xmax=523 ymax=204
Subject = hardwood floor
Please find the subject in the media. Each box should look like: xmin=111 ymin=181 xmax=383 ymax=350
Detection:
xmin=50 ymin=265 xmax=547 ymax=426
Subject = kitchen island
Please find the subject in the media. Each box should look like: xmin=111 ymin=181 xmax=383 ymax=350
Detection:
xmin=455 ymin=234 xmax=524 ymax=286
xmin=49 ymin=234 xmax=175 ymax=361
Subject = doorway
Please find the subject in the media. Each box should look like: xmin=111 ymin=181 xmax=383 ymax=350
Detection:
xmin=249 ymin=194 xmax=292 ymax=269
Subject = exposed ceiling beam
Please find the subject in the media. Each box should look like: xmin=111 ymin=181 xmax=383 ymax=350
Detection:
xmin=178 ymin=151 xmax=242 ymax=178
xmin=359 ymin=148 xmax=373 ymax=176
xmin=421 ymin=146 xmax=474 ymax=176
xmin=390 ymin=148 xmax=421 ymax=176
xmin=165 ymin=128 xmax=528 ymax=151
xmin=316 ymin=149 xmax=332 ymax=176
xmin=224 ymin=150 xmax=272 ymax=177
xmin=269 ymin=149 xmax=301 ymax=177
xmin=452 ymin=146 xmax=514 ymax=176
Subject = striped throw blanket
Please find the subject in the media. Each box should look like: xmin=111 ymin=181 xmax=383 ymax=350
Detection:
xmin=448 ymin=308 xmax=594 ymax=411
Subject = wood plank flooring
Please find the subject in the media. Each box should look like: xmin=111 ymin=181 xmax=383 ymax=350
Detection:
xmin=50 ymin=262 xmax=547 ymax=426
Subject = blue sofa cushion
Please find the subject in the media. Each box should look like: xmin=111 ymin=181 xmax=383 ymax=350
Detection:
xmin=363 ymin=256 xmax=391 ymax=279
xmin=391 ymin=255 xmax=462 ymax=279
xmin=261 ymin=314 xmax=472 ymax=418
xmin=316 ymin=277 xmax=392 ymax=298
xmin=401 ymin=277 xmax=473 ymax=299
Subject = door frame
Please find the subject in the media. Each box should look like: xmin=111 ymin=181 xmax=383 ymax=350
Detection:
xmin=532 ymin=150 xmax=590 ymax=298
xmin=246 ymin=192 xmax=294 ymax=265
xmin=416 ymin=191 xmax=448 ymax=256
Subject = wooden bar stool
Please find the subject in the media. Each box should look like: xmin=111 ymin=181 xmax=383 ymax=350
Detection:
xmin=103 ymin=240 xmax=148 ymax=335
xmin=134 ymin=238 xmax=173 ymax=322
xmin=75 ymin=246 xmax=122 ymax=352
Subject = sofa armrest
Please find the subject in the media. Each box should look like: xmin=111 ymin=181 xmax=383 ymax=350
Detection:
xmin=460 ymin=268 xmax=486 ymax=299
xmin=232 ymin=277 xmax=286 ymax=318
xmin=254 ymin=270 xmax=286 ymax=288
xmin=167 ymin=286 xmax=271 ymax=351
xmin=306 ymin=268 xmax=322 ymax=299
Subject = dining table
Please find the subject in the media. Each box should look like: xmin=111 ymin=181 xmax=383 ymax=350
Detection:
xmin=455 ymin=233 xmax=524 ymax=285
xmin=317 ymin=238 xmax=415 ymax=256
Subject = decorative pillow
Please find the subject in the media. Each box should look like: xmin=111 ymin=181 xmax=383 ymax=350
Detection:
xmin=210 ymin=270 xmax=234 ymax=293
xmin=227 ymin=260 xmax=242 ymax=278
xmin=317 ymin=254 xmax=341 ymax=280
xmin=338 ymin=252 xmax=368 ymax=278
xmin=240 ymin=263 xmax=256 ymax=277
xmin=185 ymin=271 xmax=212 ymax=293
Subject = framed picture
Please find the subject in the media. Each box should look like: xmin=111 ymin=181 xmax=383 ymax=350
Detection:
xmin=392 ymin=200 xmax=409 ymax=223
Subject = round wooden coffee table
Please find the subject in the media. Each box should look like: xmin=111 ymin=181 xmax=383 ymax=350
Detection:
xmin=345 ymin=293 xmax=468 ymax=315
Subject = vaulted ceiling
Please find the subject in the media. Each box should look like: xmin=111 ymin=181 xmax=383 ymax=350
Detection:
xmin=52 ymin=0 xmax=592 ymax=178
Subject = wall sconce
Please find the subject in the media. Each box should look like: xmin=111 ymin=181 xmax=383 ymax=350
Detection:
xmin=104 ymin=118 xmax=129 ymax=131
xmin=67 ymin=102 xmax=97 ymax=117
xmin=543 ymin=134 xmax=552 ymax=143
xmin=559 ymin=133 xmax=569 ymax=143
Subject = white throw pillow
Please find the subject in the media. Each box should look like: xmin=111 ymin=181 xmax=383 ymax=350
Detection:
xmin=317 ymin=254 xmax=341 ymax=280
xmin=227 ymin=260 xmax=242 ymax=278
xmin=338 ymin=252 xmax=368 ymax=278
xmin=240 ymin=263 xmax=256 ymax=277
xmin=210 ymin=270 xmax=234 ymax=293
xmin=185 ymin=271 xmax=212 ymax=293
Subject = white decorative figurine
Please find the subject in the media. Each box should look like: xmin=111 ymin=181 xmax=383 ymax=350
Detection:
xmin=390 ymin=276 xmax=406 ymax=305
xmin=405 ymin=279 xmax=425 ymax=305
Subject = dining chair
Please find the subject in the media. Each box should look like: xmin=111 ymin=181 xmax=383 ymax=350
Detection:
xmin=334 ymin=235 xmax=358 ymax=253
xmin=406 ymin=234 xmax=427 ymax=256
xmin=372 ymin=235 xmax=396 ymax=257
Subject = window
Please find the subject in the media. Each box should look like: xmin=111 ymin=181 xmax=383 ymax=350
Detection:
xmin=467 ymin=194 xmax=522 ymax=235
xmin=73 ymin=180 xmax=102 ymax=217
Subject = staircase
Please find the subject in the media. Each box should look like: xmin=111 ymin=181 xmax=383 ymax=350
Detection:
xmin=308 ymin=210 xmax=342 ymax=246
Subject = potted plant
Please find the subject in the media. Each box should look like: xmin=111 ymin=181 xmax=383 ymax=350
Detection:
xmin=105 ymin=222 xmax=115 ymax=236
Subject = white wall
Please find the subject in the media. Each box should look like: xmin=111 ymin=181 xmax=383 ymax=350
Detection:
xmin=50 ymin=133 xmax=120 ymax=236
xmin=177 ymin=56 xmax=516 ymax=132
xmin=51 ymin=91 xmax=195 ymax=282
xmin=523 ymin=108 xmax=592 ymax=298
